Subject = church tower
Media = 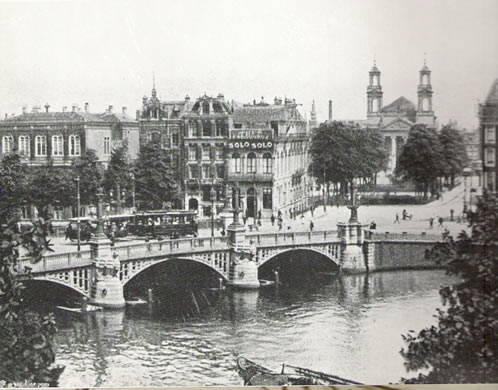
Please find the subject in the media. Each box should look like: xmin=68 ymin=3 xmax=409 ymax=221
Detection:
xmin=367 ymin=61 xmax=383 ymax=127
xmin=416 ymin=59 xmax=435 ymax=127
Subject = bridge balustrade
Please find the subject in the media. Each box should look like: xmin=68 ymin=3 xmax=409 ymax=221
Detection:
xmin=367 ymin=231 xmax=443 ymax=242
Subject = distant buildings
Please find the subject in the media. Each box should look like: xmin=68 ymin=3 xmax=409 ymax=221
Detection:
xmin=0 ymin=103 xmax=139 ymax=167
xmin=479 ymin=79 xmax=498 ymax=193
xmin=366 ymin=61 xmax=437 ymax=182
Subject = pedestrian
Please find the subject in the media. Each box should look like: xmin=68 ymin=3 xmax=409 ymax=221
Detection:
xmin=220 ymin=228 xmax=226 ymax=236
xmin=257 ymin=209 xmax=262 ymax=220
xmin=310 ymin=205 xmax=314 ymax=217
xmin=242 ymin=215 xmax=247 ymax=225
xmin=394 ymin=213 xmax=400 ymax=224
xmin=450 ymin=208 xmax=454 ymax=221
xmin=402 ymin=209 xmax=407 ymax=220
xmin=438 ymin=216 xmax=444 ymax=227
xmin=278 ymin=222 xmax=283 ymax=231
xmin=310 ymin=220 xmax=314 ymax=231
xmin=369 ymin=220 xmax=376 ymax=230
xmin=429 ymin=217 xmax=434 ymax=229
xmin=289 ymin=209 xmax=293 ymax=220
xmin=270 ymin=214 xmax=275 ymax=226
xmin=278 ymin=210 xmax=282 ymax=218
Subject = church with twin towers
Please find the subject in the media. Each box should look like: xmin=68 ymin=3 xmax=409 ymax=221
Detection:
xmin=365 ymin=60 xmax=436 ymax=183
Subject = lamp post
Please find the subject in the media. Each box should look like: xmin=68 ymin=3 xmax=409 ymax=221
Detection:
xmin=322 ymin=166 xmax=326 ymax=212
xmin=75 ymin=175 xmax=81 ymax=252
xmin=131 ymin=173 xmax=136 ymax=211
xmin=210 ymin=174 xmax=216 ymax=237
xmin=348 ymin=181 xmax=359 ymax=223
xmin=463 ymin=167 xmax=472 ymax=216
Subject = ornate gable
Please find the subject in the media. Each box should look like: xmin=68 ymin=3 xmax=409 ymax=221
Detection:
xmin=380 ymin=117 xmax=414 ymax=131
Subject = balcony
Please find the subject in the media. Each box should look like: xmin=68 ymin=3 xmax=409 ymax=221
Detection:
xmin=227 ymin=172 xmax=273 ymax=182
xmin=230 ymin=129 xmax=273 ymax=140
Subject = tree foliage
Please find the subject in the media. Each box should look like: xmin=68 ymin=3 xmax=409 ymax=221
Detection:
xmin=71 ymin=149 xmax=102 ymax=206
xmin=401 ymin=192 xmax=498 ymax=383
xmin=103 ymin=143 xmax=133 ymax=206
xmin=0 ymin=154 xmax=27 ymax=224
xmin=308 ymin=121 xmax=388 ymax=193
xmin=396 ymin=124 xmax=443 ymax=199
xmin=439 ymin=125 xmax=469 ymax=186
xmin=26 ymin=163 xmax=75 ymax=220
xmin=0 ymin=218 xmax=64 ymax=386
xmin=134 ymin=143 xmax=179 ymax=210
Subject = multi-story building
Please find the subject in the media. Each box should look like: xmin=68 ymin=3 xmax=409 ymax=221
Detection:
xmin=366 ymin=60 xmax=437 ymax=182
xmin=183 ymin=94 xmax=232 ymax=218
xmin=0 ymin=103 xmax=139 ymax=219
xmin=137 ymin=85 xmax=192 ymax=207
xmin=479 ymin=79 xmax=498 ymax=193
xmin=228 ymin=97 xmax=310 ymax=219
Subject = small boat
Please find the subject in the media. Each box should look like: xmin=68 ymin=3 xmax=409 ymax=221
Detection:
xmin=236 ymin=357 xmax=362 ymax=386
xmin=56 ymin=305 xmax=102 ymax=313
xmin=125 ymin=298 xmax=148 ymax=305
xmin=258 ymin=279 xmax=275 ymax=287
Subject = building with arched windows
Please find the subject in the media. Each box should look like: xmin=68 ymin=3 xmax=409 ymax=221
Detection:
xmin=0 ymin=103 xmax=139 ymax=219
xmin=366 ymin=60 xmax=437 ymax=183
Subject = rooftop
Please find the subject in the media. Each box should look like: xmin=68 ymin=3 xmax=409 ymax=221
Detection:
xmin=382 ymin=96 xmax=417 ymax=113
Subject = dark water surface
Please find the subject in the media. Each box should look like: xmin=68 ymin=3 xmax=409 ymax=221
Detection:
xmin=52 ymin=270 xmax=455 ymax=387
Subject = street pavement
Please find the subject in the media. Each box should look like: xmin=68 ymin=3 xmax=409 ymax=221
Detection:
xmin=46 ymin=181 xmax=472 ymax=254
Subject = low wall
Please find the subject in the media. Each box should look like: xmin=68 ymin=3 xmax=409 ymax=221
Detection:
xmin=365 ymin=240 xmax=441 ymax=271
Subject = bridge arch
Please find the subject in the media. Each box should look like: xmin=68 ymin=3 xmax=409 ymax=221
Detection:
xmin=122 ymin=256 xmax=229 ymax=288
xmin=22 ymin=278 xmax=89 ymax=299
xmin=258 ymin=247 xmax=340 ymax=268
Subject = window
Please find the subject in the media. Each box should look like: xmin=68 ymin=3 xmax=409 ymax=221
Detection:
xmin=485 ymin=126 xmax=496 ymax=144
xmin=202 ymin=164 xmax=211 ymax=179
xmin=263 ymin=188 xmax=272 ymax=209
xmin=188 ymin=146 xmax=197 ymax=161
xmin=51 ymin=135 xmax=64 ymax=156
xmin=202 ymin=121 xmax=212 ymax=137
xmin=486 ymin=148 xmax=495 ymax=166
xmin=486 ymin=171 xmax=495 ymax=192
xmin=172 ymin=133 xmax=179 ymax=146
xmin=216 ymin=164 xmax=225 ymax=179
xmin=232 ymin=152 xmax=241 ymax=173
xmin=189 ymin=165 xmax=199 ymax=179
xmin=18 ymin=135 xmax=30 ymax=156
xmin=247 ymin=152 xmax=256 ymax=173
xmin=215 ymin=146 xmax=224 ymax=160
xmin=69 ymin=135 xmax=80 ymax=156
xmin=263 ymin=152 xmax=272 ymax=174
xmin=35 ymin=135 xmax=47 ymax=156
xmin=104 ymin=137 xmax=111 ymax=155
xmin=2 ymin=136 xmax=13 ymax=154
xmin=151 ymin=132 xmax=161 ymax=145
xmin=202 ymin=146 xmax=210 ymax=161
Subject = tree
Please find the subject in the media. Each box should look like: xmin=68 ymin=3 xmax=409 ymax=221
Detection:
xmin=103 ymin=143 xmax=133 ymax=209
xmin=134 ymin=143 xmax=179 ymax=210
xmin=400 ymin=192 xmax=498 ymax=383
xmin=396 ymin=124 xmax=443 ymax=199
xmin=439 ymin=125 xmax=469 ymax=187
xmin=26 ymin=163 xmax=75 ymax=220
xmin=0 ymin=154 xmax=28 ymax=224
xmin=309 ymin=121 xmax=388 ymax=197
xmin=0 ymin=218 xmax=64 ymax=386
xmin=71 ymin=149 xmax=102 ymax=206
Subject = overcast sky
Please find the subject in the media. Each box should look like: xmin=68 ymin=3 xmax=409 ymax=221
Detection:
xmin=0 ymin=0 xmax=497 ymax=129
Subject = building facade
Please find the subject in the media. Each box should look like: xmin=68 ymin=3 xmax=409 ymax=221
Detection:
xmin=480 ymin=79 xmax=498 ymax=193
xmin=366 ymin=61 xmax=437 ymax=182
xmin=228 ymin=97 xmax=311 ymax=220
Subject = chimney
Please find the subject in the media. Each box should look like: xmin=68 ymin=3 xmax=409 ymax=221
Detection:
xmin=122 ymin=106 xmax=127 ymax=116
xmin=62 ymin=106 xmax=67 ymax=113
xmin=84 ymin=102 xmax=89 ymax=113
xmin=22 ymin=105 xmax=28 ymax=114
xmin=328 ymin=100 xmax=333 ymax=121
xmin=108 ymin=105 xmax=113 ymax=114
xmin=72 ymin=104 xmax=77 ymax=112
xmin=44 ymin=103 xmax=50 ymax=113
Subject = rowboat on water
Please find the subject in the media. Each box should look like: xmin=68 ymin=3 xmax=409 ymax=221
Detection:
xmin=236 ymin=357 xmax=362 ymax=386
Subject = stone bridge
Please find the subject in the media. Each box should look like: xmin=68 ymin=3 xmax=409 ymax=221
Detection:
xmin=16 ymin=225 xmax=442 ymax=308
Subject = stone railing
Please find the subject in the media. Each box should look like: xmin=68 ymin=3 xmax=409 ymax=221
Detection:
xmin=18 ymin=230 xmax=339 ymax=275
xmin=366 ymin=231 xmax=443 ymax=242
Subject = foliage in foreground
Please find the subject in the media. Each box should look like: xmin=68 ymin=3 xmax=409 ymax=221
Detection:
xmin=401 ymin=192 xmax=498 ymax=383
xmin=0 ymin=219 xmax=64 ymax=386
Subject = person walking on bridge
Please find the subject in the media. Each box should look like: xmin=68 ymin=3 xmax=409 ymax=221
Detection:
xmin=394 ymin=213 xmax=400 ymax=224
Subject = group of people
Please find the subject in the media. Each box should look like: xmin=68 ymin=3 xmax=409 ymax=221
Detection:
xmin=393 ymin=209 xmax=413 ymax=224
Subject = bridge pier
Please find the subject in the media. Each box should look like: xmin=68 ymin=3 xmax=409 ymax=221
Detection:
xmin=337 ymin=222 xmax=368 ymax=274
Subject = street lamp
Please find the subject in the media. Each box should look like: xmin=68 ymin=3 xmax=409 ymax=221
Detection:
xmin=463 ymin=167 xmax=472 ymax=216
xmin=210 ymin=174 xmax=216 ymax=237
xmin=75 ymin=176 xmax=81 ymax=252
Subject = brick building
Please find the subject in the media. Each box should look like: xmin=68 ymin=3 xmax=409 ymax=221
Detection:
xmin=480 ymin=79 xmax=498 ymax=193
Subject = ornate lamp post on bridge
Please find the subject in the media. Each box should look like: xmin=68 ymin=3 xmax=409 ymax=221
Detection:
xmin=75 ymin=176 xmax=81 ymax=252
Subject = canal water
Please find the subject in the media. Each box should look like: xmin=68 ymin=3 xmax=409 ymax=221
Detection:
xmin=46 ymin=269 xmax=457 ymax=387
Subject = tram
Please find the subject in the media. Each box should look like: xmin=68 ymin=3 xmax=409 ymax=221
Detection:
xmin=127 ymin=210 xmax=198 ymax=239
xmin=65 ymin=214 xmax=131 ymax=242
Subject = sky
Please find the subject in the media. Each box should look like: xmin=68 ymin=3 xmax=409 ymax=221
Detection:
xmin=0 ymin=0 xmax=497 ymax=129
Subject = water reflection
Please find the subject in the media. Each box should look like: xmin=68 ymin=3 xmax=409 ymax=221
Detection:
xmin=54 ymin=270 xmax=456 ymax=387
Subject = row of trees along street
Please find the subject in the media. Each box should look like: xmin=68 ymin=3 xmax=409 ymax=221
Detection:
xmin=309 ymin=121 xmax=469 ymax=202
xmin=0 ymin=142 xmax=180 ymax=226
